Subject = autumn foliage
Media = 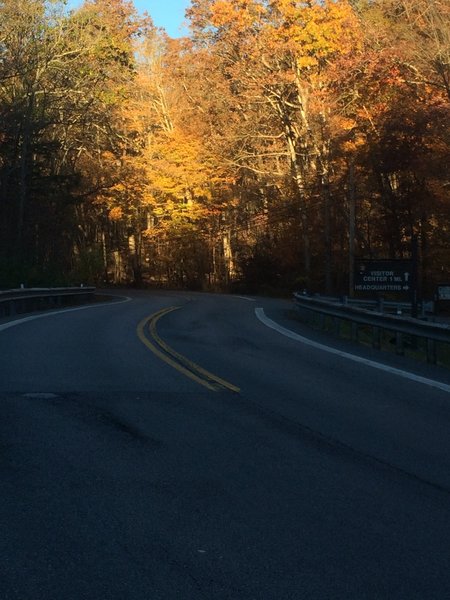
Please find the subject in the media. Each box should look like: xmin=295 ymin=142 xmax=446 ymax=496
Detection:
xmin=0 ymin=0 xmax=448 ymax=295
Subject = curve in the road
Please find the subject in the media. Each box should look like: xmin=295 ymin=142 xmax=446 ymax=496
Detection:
xmin=256 ymin=307 xmax=450 ymax=394
xmin=0 ymin=294 xmax=132 ymax=333
xmin=137 ymin=306 xmax=240 ymax=393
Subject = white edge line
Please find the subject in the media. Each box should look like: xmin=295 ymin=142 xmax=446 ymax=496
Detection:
xmin=0 ymin=296 xmax=132 ymax=333
xmin=234 ymin=296 xmax=256 ymax=302
xmin=255 ymin=307 xmax=450 ymax=394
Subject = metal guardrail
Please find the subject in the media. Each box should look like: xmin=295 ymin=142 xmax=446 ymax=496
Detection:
xmin=308 ymin=294 xmax=434 ymax=316
xmin=293 ymin=292 xmax=450 ymax=365
xmin=343 ymin=297 xmax=411 ymax=312
xmin=0 ymin=286 xmax=96 ymax=318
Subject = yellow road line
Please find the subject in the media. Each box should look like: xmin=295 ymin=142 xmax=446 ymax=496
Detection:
xmin=149 ymin=309 xmax=240 ymax=393
xmin=137 ymin=307 xmax=240 ymax=393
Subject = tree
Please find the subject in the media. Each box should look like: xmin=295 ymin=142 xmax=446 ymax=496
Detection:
xmin=187 ymin=0 xmax=363 ymax=290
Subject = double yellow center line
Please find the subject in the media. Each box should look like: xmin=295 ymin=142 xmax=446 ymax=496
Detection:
xmin=137 ymin=306 xmax=240 ymax=393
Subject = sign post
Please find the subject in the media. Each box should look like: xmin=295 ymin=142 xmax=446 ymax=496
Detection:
xmin=410 ymin=234 xmax=419 ymax=318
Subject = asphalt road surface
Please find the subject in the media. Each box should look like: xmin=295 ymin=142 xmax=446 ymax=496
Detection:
xmin=1 ymin=289 xmax=450 ymax=599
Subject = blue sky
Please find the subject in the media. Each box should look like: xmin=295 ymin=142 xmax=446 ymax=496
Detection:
xmin=67 ymin=0 xmax=191 ymax=38
xmin=134 ymin=0 xmax=190 ymax=37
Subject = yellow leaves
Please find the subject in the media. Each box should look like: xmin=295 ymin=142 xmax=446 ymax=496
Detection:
xmin=210 ymin=0 xmax=239 ymax=27
xmin=108 ymin=206 xmax=123 ymax=221
xmin=296 ymin=55 xmax=318 ymax=70
xmin=293 ymin=1 xmax=359 ymax=60
xmin=146 ymin=128 xmax=218 ymax=201
xmin=210 ymin=0 xmax=266 ymax=29
xmin=263 ymin=0 xmax=363 ymax=72
xmin=141 ymin=192 xmax=157 ymax=207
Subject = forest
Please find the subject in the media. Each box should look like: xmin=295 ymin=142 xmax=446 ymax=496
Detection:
xmin=0 ymin=0 xmax=448 ymax=296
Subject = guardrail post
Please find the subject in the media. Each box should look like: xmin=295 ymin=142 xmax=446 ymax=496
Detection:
xmin=319 ymin=313 xmax=325 ymax=329
xmin=426 ymin=339 xmax=437 ymax=365
xmin=373 ymin=326 xmax=381 ymax=350
xmin=395 ymin=331 xmax=404 ymax=356
xmin=333 ymin=317 xmax=340 ymax=336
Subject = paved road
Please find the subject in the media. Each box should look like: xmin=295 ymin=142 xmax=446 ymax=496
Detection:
xmin=1 ymin=290 xmax=450 ymax=599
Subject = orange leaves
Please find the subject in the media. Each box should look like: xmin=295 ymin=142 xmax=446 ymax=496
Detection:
xmin=201 ymin=0 xmax=364 ymax=65
xmin=146 ymin=129 xmax=214 ymax=200
xmin=210 ymin=0 xmax=243 ymax=27
xmin=210 ymin=0 xmax=267 ymax=28
xmin=277 ymin=0 xmax=362 ymax=68
xmin=108 ymin=206 xmax=123 ymax=221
